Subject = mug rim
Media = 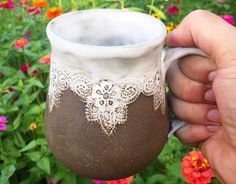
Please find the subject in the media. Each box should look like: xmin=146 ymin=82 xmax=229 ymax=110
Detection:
xmin=46 ymin=9 xmax=167 ymax=58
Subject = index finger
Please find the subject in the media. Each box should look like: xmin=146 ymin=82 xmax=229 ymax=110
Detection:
xmin=166 ymin=10 xmax=236 ymax=68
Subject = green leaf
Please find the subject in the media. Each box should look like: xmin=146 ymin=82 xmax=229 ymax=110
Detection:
xmin=25 ymin=105 xmax=41 ymax=116
xmin=28 ymin=78 xmax=44 ymax=88
xmin=36 ymin=157 xmax=50 ymax=175
xmin=146 ymin=174 xmax=167 ymax=184
xmin=147 ymin=5 xmax=166 ymax=20
xmin=54 ymin=170 xmax=65 ymax=183
xmin=0 ymin=164 xmax=16 ymax=184
xmin=20 ymin=140 xmax=36 ymax=152
xmin=13 ymin=132 xmax=25 ymax=148
xmin=36 ymin=138 xmax=47 ymax=145
xmin=25 ymin=151 xmax=41 ymax=162
xmin=8 ymin=105 xmax=19 ymax=113
xmin=18 ymin=79 xmax=24 ymax=90
xmin=0 ymin=66 xmax=16 ymax=76
xmin=128 ymin=7 xmax=145 ymax=12
xmin=132 ymin=175 xmax=145 ymax=184
xmin=13 ymin=115 xmax=21 ymax=129
xmin=63 ymin=172 xmax=77 ymax=184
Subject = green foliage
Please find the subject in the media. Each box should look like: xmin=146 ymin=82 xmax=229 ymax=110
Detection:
xmin=0 ymin=0 xmax=234 ymax=183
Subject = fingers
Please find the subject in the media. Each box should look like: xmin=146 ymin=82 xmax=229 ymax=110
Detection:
xmin=168 ymin=93 xmax=220 ymax=124
xmin=179 ymin=55 xmax=216 ymax=84
xmin=166 ymin=10 xmax=236 ymax=66
xmin=175 ymin=123 xmax=221 ymax=146
xmin=166 ymin=61 xmax=212 ymax=103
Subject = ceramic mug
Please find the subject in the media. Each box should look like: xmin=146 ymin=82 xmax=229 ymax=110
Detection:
xmin=45 ymin=9 xmax=206 ymax=180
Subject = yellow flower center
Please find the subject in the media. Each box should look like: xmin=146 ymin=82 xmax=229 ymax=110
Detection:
xmin=50 ymin=7 xmax=58 ymax=13
xmin=17 ymin=39 xmax=25 ymax=45
xmin=29 ymin=123 xmax=37 ymax=130
xmin=191 ymin=156 xmax=209 ymax=171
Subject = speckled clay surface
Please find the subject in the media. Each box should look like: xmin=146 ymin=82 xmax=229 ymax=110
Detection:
xmin=45 ymin=91 xmax=169 ymax=180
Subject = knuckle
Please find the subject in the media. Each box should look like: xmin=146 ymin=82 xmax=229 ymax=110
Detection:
xmin=187 ymin=10 xmax=211 ymax=21
xmin=188 ymin=125 xmax=199 ymax=139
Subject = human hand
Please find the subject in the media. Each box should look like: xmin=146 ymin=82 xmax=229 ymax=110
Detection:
xmin=166 ymin=10 xmax=236 ymax=183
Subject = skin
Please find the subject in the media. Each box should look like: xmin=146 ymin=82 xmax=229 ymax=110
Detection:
xmin=166 ymin=10 xmax=236 ymax=183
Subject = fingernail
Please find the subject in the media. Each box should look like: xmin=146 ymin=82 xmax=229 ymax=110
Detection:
xmin=204 ymin=89 xmax=216 ymax=101
xmin=206 ymin=125 xmax=221 ymax=133
xmin=208 ymin=71 xmax=216 ymax=81
xmin=207 ymin=109 xmax=221 ymax=122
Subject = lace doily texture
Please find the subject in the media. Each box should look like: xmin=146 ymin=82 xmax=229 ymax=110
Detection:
xmin=48 ymin=61 xmax=166 ymax=136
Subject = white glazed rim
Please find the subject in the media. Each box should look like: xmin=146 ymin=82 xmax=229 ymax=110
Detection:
xmin=46 ymin=9 xmax=167 ymax=58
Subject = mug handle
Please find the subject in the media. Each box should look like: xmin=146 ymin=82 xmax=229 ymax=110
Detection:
xmin=161 ymin=47 xmax=208 ymax=138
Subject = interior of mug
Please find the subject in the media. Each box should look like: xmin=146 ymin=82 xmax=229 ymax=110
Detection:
xmin=48 ymin=9 xmax=166 ymax=47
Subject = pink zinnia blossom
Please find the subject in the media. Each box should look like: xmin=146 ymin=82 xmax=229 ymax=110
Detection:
xmin=0 ymin=116 xmax=8 ymax=124
xmin=20 ymin=63 xmax=40 ymax=76
xmin=25 ymin=31 xmax=31 ymax=38
xmin=21 ymin=63 xmax=32 ymax=74
xmin=182 ymin=151 xmax=215 ymax=184
xmin=167 ymin=4 xmax=179 ymax=15
xmin=220 ymin=15 xmax=235 ymax=25
xmin=0 ymin=116 xmax=8 ymax=131
xmin=0 ymin=124 xmax=7 ymax=131
xmin=19 ymin=0 xmax=28 ymax=7
xmin=14 ymin=38 xmax=29 ymax=49
xmin=217 ymin=0 xmax=224 ymax=3
xmin=0 ymin=0 xmax=14 ymax=10
xmin=27 ymin=6 xmax=41 ymax=16
xmin=93 ymin=176 xmax=134 ymax=184
xmin=93 ymin=180 xmax=105 ymax=184
xmin=39 ymin=54 xmax=51 ymax=64
xmin=107 ymin=176 xmax=134 ymax=184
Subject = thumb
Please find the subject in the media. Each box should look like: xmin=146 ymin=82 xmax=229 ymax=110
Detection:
xmin=166 ymin=10 xmax=236 ymax=68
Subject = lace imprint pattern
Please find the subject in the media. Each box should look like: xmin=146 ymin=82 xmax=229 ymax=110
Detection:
xmin=48 ymin=62 xmax=166 ymax=136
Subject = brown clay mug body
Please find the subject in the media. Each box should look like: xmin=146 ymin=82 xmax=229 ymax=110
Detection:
xmin=45 ymin=9 xmax=205 ymax=180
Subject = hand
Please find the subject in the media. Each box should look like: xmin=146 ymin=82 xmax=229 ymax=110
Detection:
xmin=166 ymin=10 xmax=236 ymax=183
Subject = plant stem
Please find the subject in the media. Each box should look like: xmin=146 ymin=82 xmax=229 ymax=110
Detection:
xmin=22 ymin=47 xmax=29 ymax=65
xmin=119 ymin=0 xmax=125 ymax=9
xmin=70 ymin=0 xmax=77 ymax=10
xmin=32 ymin=84 xmax=44 ymax=123
xmin=58 ymin=0 xmax=62 ymax=8
xmin=149 ymin=0 xmax=155 ymax=15
xmin=91 ymin=0 xmax=96 ymax=8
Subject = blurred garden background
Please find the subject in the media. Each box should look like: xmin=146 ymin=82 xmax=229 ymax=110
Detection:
xmin=0 ymin=0 xmax=235 ymax=183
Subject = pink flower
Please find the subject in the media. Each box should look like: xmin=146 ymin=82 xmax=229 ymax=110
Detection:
xmin=14 ymin=38 xmax=29 ymax=49
xmin=93 ymin=180 xmax=106 ymax=184
xmin=20 ymin=64 xmax=40 ymax=76
xmin=217 ymin=0 xmax=224 ymax=3
xmin=19 ymin=0 xmax=28 ymax=7
xmin=0 ymin=0 xmax=14 ymax=10
xmin=0 ymin=116 xmax=8 ymax=124
xmin=93 ymin=176 xmax=134 ymax=184
xmin=0 ymin=116 xmax=8 ymax=131
xmin=27 ymin=6 xmax=41 ymax=16
xmin=25 ymin=31 xmax=31 ymax=38
xmin=39 ymin=54 xmax=51 ymax=64
xmin=21 ymin=63 xmax=32 ymax=74
xmin=182 ymin=151 xmax=215 ymax=184
xmin=167 ymin=4 xmax=179 ymax=15
xmin=220 ymin=15 xmax=235 ymax=25
xmin=106 ymin=176 xmax=134 ymax=184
